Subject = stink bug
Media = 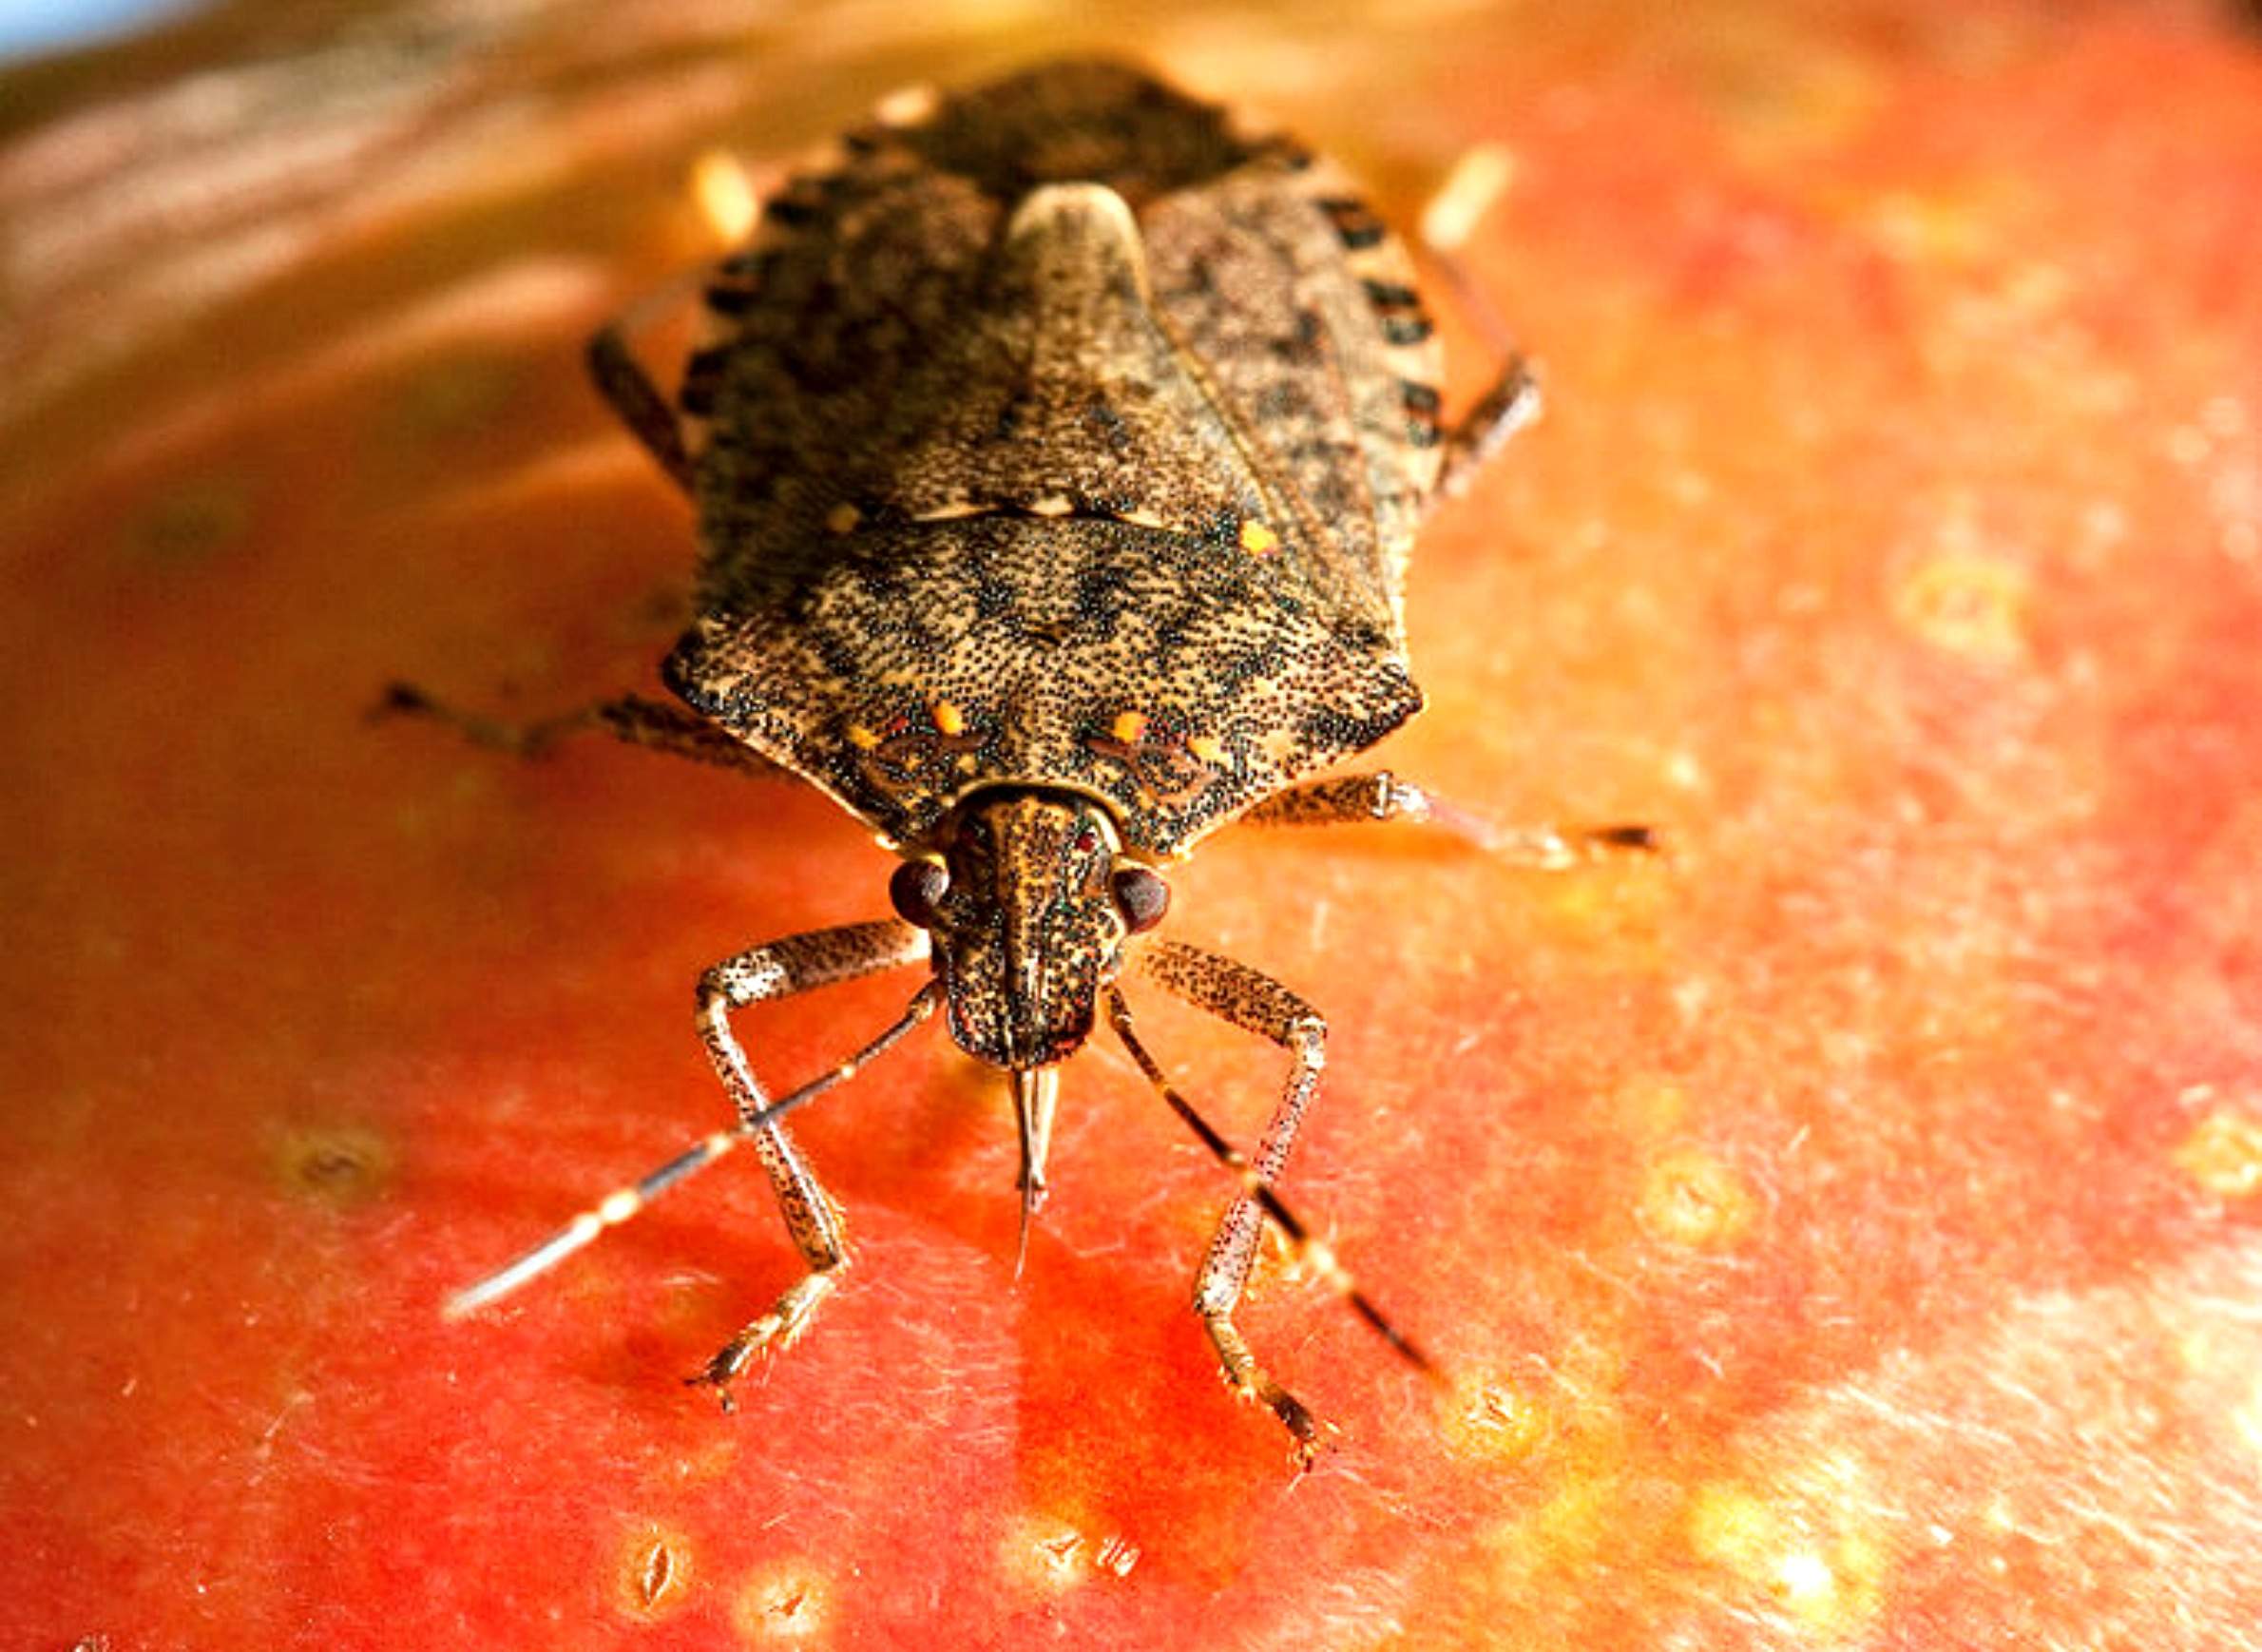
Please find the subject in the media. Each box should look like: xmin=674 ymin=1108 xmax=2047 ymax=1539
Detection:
xmin=394 ymin=60 xmax=1654 ymax=1465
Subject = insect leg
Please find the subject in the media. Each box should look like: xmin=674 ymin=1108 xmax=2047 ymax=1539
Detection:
xmin=685 ymin=918 xmax=933 ymax=1409
xmin=376 ymin=683 xmax=787 ymax=780
xmin=588 ymin=224 xmax=782 ymax=493
xmin=1238 ymin=771 xmax=1658 ymax=868
xmin=1109 ymin=944 xmax=1332 ymax=1464
xmin=1412 ymin=146 xmax=1545 ymax=500
xmin=587 ymin=302 xmax=696 ymax=492
xmin=1436 ymin=353 xmax=1541 ymax=500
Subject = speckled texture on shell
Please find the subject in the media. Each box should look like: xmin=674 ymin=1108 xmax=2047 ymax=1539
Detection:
xmin=663 ymin=60 xmax=1448 ymax=856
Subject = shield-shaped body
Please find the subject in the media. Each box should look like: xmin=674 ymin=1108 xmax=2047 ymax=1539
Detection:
xmin=662 ymin=61 xmax=1452 ymax=857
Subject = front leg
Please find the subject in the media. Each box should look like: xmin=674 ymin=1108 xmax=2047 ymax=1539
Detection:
xmin=1239 ymin=770 xmax=1658 ymax=867
xmin=1127 ymin=941 xmax=1332 ymax=1463
xmin=378 ymin=683 xmax=786 ymax=781
xmin=687 ymin=919 xmax=930 ymax=1408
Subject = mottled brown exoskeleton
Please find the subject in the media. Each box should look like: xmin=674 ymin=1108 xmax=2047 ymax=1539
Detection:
xmin=401 ymin=62 xmax=1653 ymax=1466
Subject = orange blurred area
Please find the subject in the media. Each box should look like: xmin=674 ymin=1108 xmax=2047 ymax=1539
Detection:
xmin=4 ymin=3 xmax=2261 ymax=1647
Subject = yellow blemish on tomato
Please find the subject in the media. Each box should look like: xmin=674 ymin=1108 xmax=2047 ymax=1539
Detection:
xmin=1686 ymin=1481 xmax=1888 ymax=1637
xmin=1472 ymin=1371 xmax=1634 ymax=1595
xmin=1613 ymin=1076 xmax=1690 ymax=1139
xmin=931 ymin=700 xmax=967 ymax=737
xmin=613 ymin=1522 xmax=695 ymax=1622
xmin=2232 ymin=1377 xmax=2262 ymax=1458
xmin=1893 ymin=549 xmax=2031 ymax=663
xmin=1443 ymin=1373 xmax=1551 ymax=1467
xmin=1238 ymin=519 xmax=1280 ymax=555
xmin=2174 ymin=1106 xmax=2262 ymax=1198
xmin=729 ymin=1561 xmax=831 ymax=1643
xmin=999 ymin=1512 xmax=1141 ymax=1593
xmin=1111 ymin=709 xmax=1147 ymax=744
xmin=1638 ymin=1147 xmax=1758 ymax=1249
xmin=270 ymin=1123 xmax=392 ymax=1209
xmin=691 ymin=150 xmax=759 ymax=245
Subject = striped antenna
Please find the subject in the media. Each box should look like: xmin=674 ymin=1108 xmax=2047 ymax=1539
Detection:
xmin=444 ymin=984 xmax=940 ymax=1320
xmin=1103 ymin=986 xmax=1440 ymax=1378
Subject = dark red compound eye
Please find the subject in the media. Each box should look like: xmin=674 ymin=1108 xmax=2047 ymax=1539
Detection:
xmin=889 ymin=858 xmax=949 ymax=929
xmin=1111 ymin=864 xmax=1170 ymax=933
xmin=1072 ymin=825 xmax=1100 ymax=855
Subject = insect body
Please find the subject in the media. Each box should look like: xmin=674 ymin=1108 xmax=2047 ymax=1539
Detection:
xmin=409 ymin=61 xmax=1649 ymax=1465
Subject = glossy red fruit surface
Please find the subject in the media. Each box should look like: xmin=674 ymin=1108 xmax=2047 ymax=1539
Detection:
xmin=4 ymin=4 xmax=2260 ymax=1647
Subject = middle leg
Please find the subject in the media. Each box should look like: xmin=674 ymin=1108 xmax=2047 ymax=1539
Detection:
xmin=1238 ymin=770 xmax=1658 ymax=866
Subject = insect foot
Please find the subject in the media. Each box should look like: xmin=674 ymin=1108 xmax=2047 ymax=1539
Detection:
xmin=1212 ymin=1319 xmax=1330 ymax=1473
xmin=685 ymin=1266 xmax=843 ymax=1413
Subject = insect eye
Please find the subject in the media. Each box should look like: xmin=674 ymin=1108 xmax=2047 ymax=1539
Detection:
xmin=1072 ymin=825 xmax=1100 ymax=855
xmin=889 ymin=858 xmax=949 ymax=929
xmin=1110 ymin=864 xmax=1170 ymax=933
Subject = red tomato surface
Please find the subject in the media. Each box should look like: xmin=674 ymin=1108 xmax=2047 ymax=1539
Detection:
xmin=4 ymin=3 xmax=2260 ymax=1647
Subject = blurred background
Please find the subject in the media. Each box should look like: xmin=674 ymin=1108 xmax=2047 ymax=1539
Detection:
xmin=0 ymin=0 xmax=189 ymax=59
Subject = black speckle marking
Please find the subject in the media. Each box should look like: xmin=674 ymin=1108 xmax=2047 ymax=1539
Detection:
xmin=1317 ymin=196 xmax=1386 ymax=249
xmin=764 ymin=194 xmax=824 ymax=227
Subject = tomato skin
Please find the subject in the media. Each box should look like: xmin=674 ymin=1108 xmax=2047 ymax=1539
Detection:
xmin=6 ymin=7 xmax=2262 ymax=1648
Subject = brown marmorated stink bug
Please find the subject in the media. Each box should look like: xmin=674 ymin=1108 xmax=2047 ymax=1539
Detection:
xmin=393 ymin=60 xmax=1654 ymax=1466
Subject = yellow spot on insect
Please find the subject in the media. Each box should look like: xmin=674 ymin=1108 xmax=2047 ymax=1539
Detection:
xmin=613 ymin=1522 xmax=696 ymax=1622
xmin=1238 ymin=518 xmax=1280 ymax=555
xmin=2175 ymin=1105 xmax=2262 ymax=1198
xmin=846 ymin=723 xmax=880 ymax=750
xmin=1187 ymin=734 xmax=1225 ymax=764
xmin=824 ymin=502 xmax=860 ymax=534
xmin=931 ymin=700 xmax=966 ymax=736
xmin=1638 ymin=1147 xmax=1757 ymax=1249
xmin=729 ymin=1561 xmax=832 ymax=1643
xmin=1027 ymin=494 xmax=1074 ymax=517
xmin=1118 ymin=507 xmax=1166 ymax=528
xmin=691 ymin=150 xmax=759 ymax=245
xmin=1111 ymin=710 xmax=1147 ymax=744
